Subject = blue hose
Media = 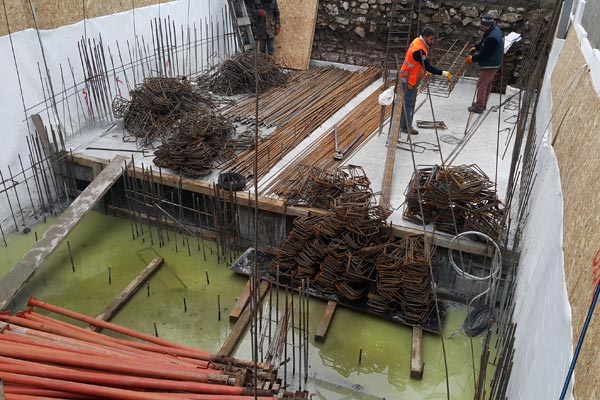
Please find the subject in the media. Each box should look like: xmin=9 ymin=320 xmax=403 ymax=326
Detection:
xmin=559 ymin=281 xmax=600 ymax=399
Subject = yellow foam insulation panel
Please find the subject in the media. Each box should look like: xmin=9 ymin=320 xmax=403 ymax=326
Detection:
xmin=274 ymin=0 xmax=318 ymax=70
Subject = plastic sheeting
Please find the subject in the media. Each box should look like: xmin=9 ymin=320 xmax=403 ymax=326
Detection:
xmin=573 ymin=0 xmax=600 ymax=93
xmin=0 ymin=1 xmax=227 ymax=228
xmin=506 ymin=39 xmax=574 ymax=399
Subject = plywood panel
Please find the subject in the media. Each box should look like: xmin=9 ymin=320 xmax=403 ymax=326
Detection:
xmin=551 ymin=28 xmax=600 ymax=400
xmin=274 ymin=0 xmax=318 ymax=70
xmin=0 ymin=0 xmax=34 ymax=36
xmin=0 ymin=0 xmax=170 ymax=36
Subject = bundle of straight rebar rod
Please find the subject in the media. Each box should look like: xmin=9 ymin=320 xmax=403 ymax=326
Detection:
xmin=153 ymin=112 xmax=236 ymax=177
xmin=197 ymin=51 xmax=289 ymax=95
xmin=0 ymin=298 xmax=303 ymax=399
xmin=223 ymin=66 xmax=381 ymax=183
xmin=223 ymin=66 xmax=374 ymax=128
xmin=262 ymin=83 xmax=393 ymax=197
xmin=113 ymin=77 xmax=215 ymax=145
xmin=403 ymin=164 xmax=505 ymax=240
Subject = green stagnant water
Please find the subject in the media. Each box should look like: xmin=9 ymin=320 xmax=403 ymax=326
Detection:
xmin=0 ymin=211 xmax=488 ymax=399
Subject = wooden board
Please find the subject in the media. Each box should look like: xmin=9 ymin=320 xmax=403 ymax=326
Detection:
xmin=31 ymin=114 xmax=65 ymax=197
xmin=274 ymin=0 xmax=319 ymax=70
xmin=0 ymin=155 xmax=128 ymax=310
xmin=229 ymin=280 xmax=252 ymax=323
xmin=0 ymin=0 xmax=170 ymax=36
xmin=379 ymin=83 xmax=405 ymax=208
xmin=218 ymin=281 xmax=270 ymax=357
xmin=89 ymin=257 xmax=164 ymax=332
xmin=314 ymin=300 xmax=337 ymax=342
xmin=410 ymin=327 xmax=424 ymax=379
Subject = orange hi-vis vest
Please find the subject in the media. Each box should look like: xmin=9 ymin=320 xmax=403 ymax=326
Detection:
xmin=399 ymin=37 xmax=429 ymax=89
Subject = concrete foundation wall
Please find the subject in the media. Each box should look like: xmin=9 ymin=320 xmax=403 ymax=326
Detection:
xmin=311 ymin=0 xmax=547 ymax=71
xmin=550 ymin=27 xmax=600 ymax=399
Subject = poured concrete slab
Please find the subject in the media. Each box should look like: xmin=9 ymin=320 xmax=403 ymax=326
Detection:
xmin=65 ymin=74 xmax=517 ymax=248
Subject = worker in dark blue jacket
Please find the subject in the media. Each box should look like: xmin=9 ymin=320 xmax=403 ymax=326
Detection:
xmin=466 ymin=14 xmax=503 ymax=114
xmin=251 ymin=0 xmax=281 ymax=55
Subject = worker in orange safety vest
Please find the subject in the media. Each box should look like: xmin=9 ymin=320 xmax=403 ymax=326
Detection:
xmin=398 ymin=26 xmax=451 ymax=136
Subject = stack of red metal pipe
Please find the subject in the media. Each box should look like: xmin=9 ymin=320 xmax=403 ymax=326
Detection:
xmin=0 ymin=298 xmax=286 ymax=400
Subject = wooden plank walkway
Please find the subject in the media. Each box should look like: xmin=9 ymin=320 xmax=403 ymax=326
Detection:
xmin=89 ymin=257 xmax=164 ymax=332
xmin=314 ymin=301 xmax=337 ymax=342
xmin=0 ymin=156 xmax=128 ymax=310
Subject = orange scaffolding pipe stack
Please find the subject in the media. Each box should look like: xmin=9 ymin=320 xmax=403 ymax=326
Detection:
xmin=0 ymin=298 xmax=308 ymax=400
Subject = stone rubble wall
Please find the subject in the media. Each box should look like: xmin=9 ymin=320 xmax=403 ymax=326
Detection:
xmin=311 ymin=0 xmax=550 ymax=72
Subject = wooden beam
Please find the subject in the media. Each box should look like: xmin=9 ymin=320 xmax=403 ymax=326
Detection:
xmin=31 ymin=114 xmax=53 ymax=161
xmin=379 ymin=82 xmax=405 ymax=208
xmin=68 ymin=153 xmax=493 ymax=256
xmin=229 ymin=280 xmax=252 ymax=323
xmin=89 ymin=257 xmax=165 ymax=332
xmin=218 ymin=281 xmax=270 ymax=357
xmin=314 ymin=300 xmax=337 ymax=342
xmin=31 ymin=114 xmax=65 ymax=194
xmin=410 ymin=327 xmax=424 ymax=379
xmin=0 ymin=156 xmax=128 ymax=310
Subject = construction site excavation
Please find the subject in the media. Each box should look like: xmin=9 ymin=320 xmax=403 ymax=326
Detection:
xmin=0 ymin=0 xmax=596 ymax=399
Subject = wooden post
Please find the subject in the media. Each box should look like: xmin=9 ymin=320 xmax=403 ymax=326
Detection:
xmin=411 ymin=326 xmax=424 ymax=379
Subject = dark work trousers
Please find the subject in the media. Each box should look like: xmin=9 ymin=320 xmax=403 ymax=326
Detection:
xmin=260 ymin=38 xmax=275 ymax=55
xmin=400 ymin=82 xmax=418 ymax=129
xmin=475 ymin=68 xmax=499 ymax=110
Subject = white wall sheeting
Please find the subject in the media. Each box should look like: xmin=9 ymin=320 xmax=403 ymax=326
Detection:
xmin=572 ymin=0 xmax=600 ymax=93
xmin=0 ymin=0 xmax=229 ymax=230
xmin=506 ymin=39 xmax=574 ymax=399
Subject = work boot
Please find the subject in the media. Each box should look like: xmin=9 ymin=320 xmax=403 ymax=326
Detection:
xmin=468 ymin=105 xmax=485 ymax=114
xmin=401 ymin=126 xmax=419 ymax=135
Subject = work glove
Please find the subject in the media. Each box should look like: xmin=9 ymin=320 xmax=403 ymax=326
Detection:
xmin=469 ymin=47 xmax=477 ymax=54
xmin=258 ymin=9 xmax=266 ymax=16
xmin=442 ymin=71 xmax=452 ymax=81
xmin=465 ymin=56 xmax=473 ymax=64
xmin=275 ymin=25 xmax=281 ymax=35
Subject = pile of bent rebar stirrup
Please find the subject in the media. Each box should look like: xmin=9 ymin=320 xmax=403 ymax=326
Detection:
xmin=197 ymin=51 xmax=289 ymax=95
xmin=112 ymin=77 xmax=238 ymax=177
xmin=403 ymin=164 xmax=505 ymax=240
xmin=271 ymin=167 xmax=435 ymax=325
